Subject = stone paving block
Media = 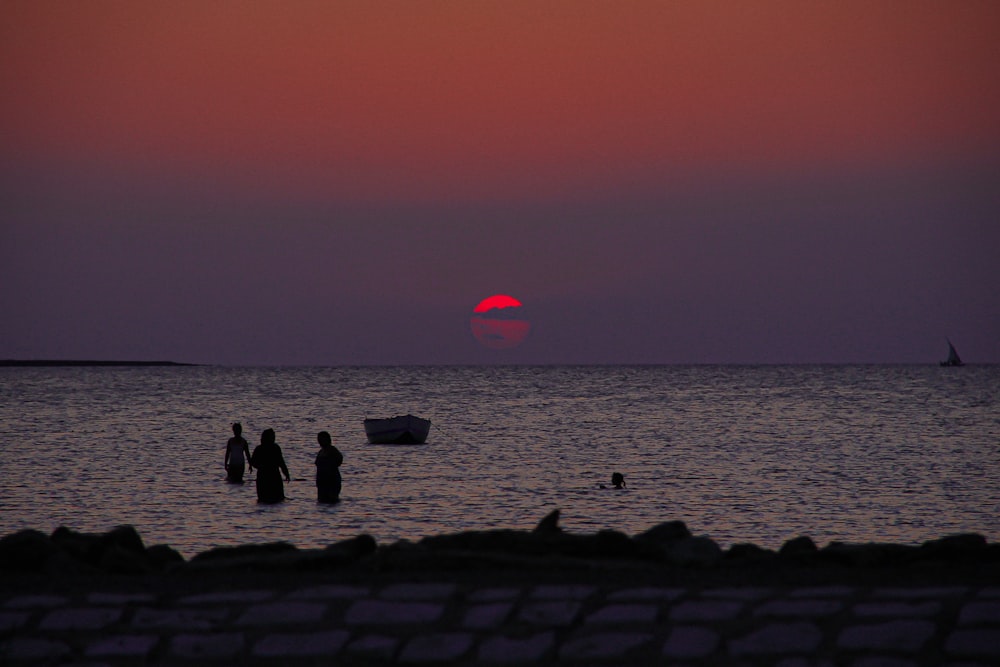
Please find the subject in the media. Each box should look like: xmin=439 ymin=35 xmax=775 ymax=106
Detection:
xmin=380 ymin=583 xmax=457 ymax=600
xmin=347 ymin=633 xmax=399 ymax=661
xmin=0 ymin=611 xmax=29 ymax=632
xmin=40 ymin=607 xmax=122 ymax=630
xmin=607 ymin=586 xmax=685 ymax=602
xmin=463 ymin=602 xmax=514 ymax=629
xmin=662 ymin=625 xmax=720 ymax=659
xmin=468 ymin=588 xmax=521 ymax=602
xmin=236 ymin=601 xmax=327 ymax=625
xmin=729 ymin=621 xmax=823 ymax=655
xmin=170 ymin=632 xmax=245 ymax=659
xmin=478 ymin=631 xmax=555 ymax=663
xmin=958 ymin=601 xmax=1000 ymax=624
xmin=849 ymin=658 xmax=918 ymax=667
xmin=530 ymin=584 xmax=596 ymax=600
xmin=177 ymin=590 xmax=273 ymax=604
xmin=0 ymin=637 xmax=71 ymax=660
xmin=253 ymin=630 xmax=350 ymax=656
xmin=398 ymin=632 xmax=475 ymax=662
xmin=853 ymin=601 xmax=941 ymax=617
xmin=789 ymin=586 xmax=856 ymax=598
xmin=286 ymin=584 xmax=370 ymax=600
xmin=585 ymin=603 xmax=658 ymax=624
xmin=872 ymin=587 xmax=968 ymax=599
xmin=88 ymin=592 xmax=157 ymax=605
xmin=703 ymin=587 xmax=773 ymax=600
xmin=84 ymin=634 xmax=158 ymax=658
xmin=346 ymin=600 xmax=444 ymax=625
xmin=945 ymin=628 xmax=1000 ymax=657
xmin=518 ymin=600 xmax=581 ymax=627
xmin=4 ymin=594 xmax=68 ymax=608
xmin=132 ymin=607 xmax=230 ymax=630
xmin=670 ymin=599 xmax=744 ymax=621
xmin=559 ymin=631 xmax=652 ymax=660
xmin=837 ymin=620 xmax=936 ymax=652
xmin=754 ymin=599 xmax=843 ymax=617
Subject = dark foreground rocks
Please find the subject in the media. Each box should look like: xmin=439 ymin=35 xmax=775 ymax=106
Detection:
xmin=4 ymin=513 xmax=999 ymax=666
xmin=2 ymin=512 xmax=998 ymax=587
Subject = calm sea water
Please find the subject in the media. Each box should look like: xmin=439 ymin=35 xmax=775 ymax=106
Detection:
xmin=2 ymin=365 xmax=998 ymax=558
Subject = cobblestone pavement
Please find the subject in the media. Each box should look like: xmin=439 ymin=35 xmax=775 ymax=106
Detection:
xmin=2 ymin=576 xmax=999 ymax=665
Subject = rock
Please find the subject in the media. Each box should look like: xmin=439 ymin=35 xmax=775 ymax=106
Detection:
xmin=664 ymin=536 xmax=723 ymax=566
xmin=99 ymin=544 xmax=156 ymax=574
xmin=543 ymin=530 xmax=643 ymax=561
xmin=50 ymin=525 xmax=144 ymax=564
xmin=420 ymin=530 xmax=537 ymax=554
xmin=0 ymin=529 xmax=56 ymax=571
xmin=50 ymin=526 xmax=104 ymax=565
xmin=184 ymin=536 xmax=377 ymax=572
xmin=43 ymin=547 xmax=94 ymax=575
xmin=416 ymin=526 xmax=644 ymax=565
xmin=40 ymin=526 xmax=166 ymax=574
xmin=779 ymin=536 xmax=818 ymax=558
xmin=324 ymin=534 xmax=377 ymax=562
xmin=146 ymin=544 xmax=185 ymax=569
xmin=633 ymin=521 xmax=692 ymax=545
xmin=534 ymin=510 xmax=561 ymax=534
xmin=820 ymin=542 xmax=917 ymax=567
xmin=190 ymin=541 xmax=298 ymax=563
xmin=587 ymin=530 xmax=642 ymax=559
xmin=726 ymin=542 xmax=777 ymax=562
xmin=98 ymin=525 xmax=146 ymax=555
xmin=633 ymin=522 xmax=715 ymax=564
xmin=918 ymin=533 xmax=987 ymax=561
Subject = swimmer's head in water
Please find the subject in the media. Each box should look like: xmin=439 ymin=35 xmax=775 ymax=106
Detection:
xmin=611 ymin=472 xmax=626 ymax=488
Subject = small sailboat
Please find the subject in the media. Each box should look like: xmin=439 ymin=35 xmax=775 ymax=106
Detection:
xmin=940 ymin=338 xmax=964 ymax=367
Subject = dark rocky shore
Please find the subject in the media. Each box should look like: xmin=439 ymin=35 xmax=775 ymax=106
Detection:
xmin=4 ymin=514 xmax=999 ymax=665
xmin=3 ymin=511 xmax=998 ymax=588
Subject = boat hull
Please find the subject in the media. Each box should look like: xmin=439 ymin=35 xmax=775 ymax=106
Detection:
xmin=364 ymin=414 xmax=431 ymax=444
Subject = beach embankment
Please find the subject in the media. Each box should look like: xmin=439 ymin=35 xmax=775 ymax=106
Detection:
xmin=2 ymin=513 xmax=999 ymax=664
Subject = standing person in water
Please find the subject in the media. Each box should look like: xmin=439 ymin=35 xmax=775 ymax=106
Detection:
xmin=314 ymin=431 xmax=343 ymax=503
xmin=250 ymin=428 xmax=290 ymax=503
xmin=224 ymin=423 xmax=253 ymax=483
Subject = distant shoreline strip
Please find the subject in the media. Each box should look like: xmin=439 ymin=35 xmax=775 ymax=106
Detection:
xmin=1 ymin=360 xmax=196 ymax=367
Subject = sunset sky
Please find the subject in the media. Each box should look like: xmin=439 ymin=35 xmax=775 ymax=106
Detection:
xmin=2 ymin=1 xmax=998 ymax=364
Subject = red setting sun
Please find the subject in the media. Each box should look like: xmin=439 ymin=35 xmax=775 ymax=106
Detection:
xmin=470 ymin=295 xmax=531 ymax=350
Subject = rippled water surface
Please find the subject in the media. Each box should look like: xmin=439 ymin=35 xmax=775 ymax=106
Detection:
xmin=2 ymin=365 xmax=998 ymax=557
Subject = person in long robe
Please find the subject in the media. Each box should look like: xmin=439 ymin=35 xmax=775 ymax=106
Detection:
xmin=250 ymin=428 xmax=289 ymax=503
xmin=314 ymin=431 xmax=343 ymax=503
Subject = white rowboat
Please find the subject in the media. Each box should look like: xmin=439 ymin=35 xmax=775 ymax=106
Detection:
xmin=364 ymin=414 xmax=431 ymax=444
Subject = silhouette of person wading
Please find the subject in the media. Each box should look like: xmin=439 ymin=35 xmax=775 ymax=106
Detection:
xmin=249 ymin=428 xmax=290 ymax=503
xmin=314 ymin=431 xmax=344 ymax=503
xmin=224 ymin=423 xmax=253 ymax=483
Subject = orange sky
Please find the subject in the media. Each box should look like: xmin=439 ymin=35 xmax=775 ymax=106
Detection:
xmin=3 ymin=1 xmax=999 ymax=202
